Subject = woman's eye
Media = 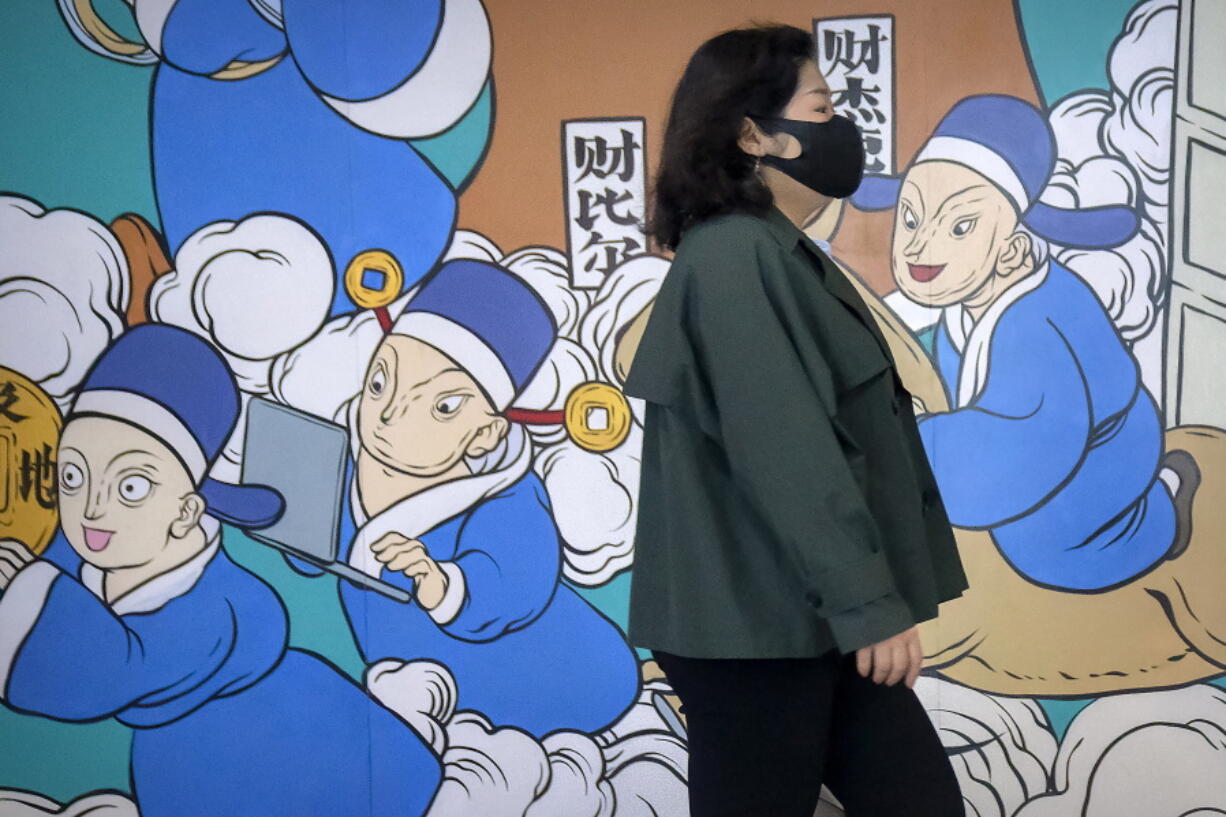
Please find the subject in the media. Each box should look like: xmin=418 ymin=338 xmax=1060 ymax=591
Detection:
xmin=951 ymin=217 xmax=978 ymax=237
xmin=369 ymin=366 xmax=387 ymax=396
xmin=901 ymin=205 xmax=918 ymax=231
xmin=118 ymin=475 xmax=153 ymax=503
xmin=435 ymin=395 xmax=467 ymax=416
xmin=60 ymin=462 xmax=84 ymax=492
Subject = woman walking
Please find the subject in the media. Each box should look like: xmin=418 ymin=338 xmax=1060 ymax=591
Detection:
xmin=625 ymin=24 xmax=967 ymax=817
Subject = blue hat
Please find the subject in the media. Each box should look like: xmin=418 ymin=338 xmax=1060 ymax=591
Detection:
xmin=390 ymin=259 xmax=557 ymax=411
xmin=852 ymin=95 xmax=1139 ymax=249
xmin=70 ymin=325 xmax=284 ymax=528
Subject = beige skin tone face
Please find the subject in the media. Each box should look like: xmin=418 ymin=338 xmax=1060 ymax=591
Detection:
xmin=0 ymin=416 xmax=207 ymax=603
xmin=891 ymin=160 xmax=1037 ymax=320
xmin=355 ymin=334 xmax=510 ymax=611
xmin=738 ymin=59 xmax=838 ymax=229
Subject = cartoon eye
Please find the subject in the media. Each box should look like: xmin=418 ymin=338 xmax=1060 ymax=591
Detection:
xmin=434 ymin=395 xmax=468 ymax=418
xmin=952 ymin=217 xmax=978 ymax=237
xmin=369 ymin=364 xmax=387 ymax=397
xmin=60 ymin=462 xmax=84 ymax=492
xmin=118 ymin=475 xmax=153 ymax=504
xmin=901 ymin=204 xmax=918 ymax=231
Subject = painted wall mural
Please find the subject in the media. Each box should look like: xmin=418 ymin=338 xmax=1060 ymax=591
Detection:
xmin=1 ymin=1 xmax=1225 ymax=815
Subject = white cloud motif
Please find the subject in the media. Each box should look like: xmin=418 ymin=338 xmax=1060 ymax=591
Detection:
xmin=535 ymin=424 xmax=641 ymax=586
xmin=1040 ymin=0 xmax=1176 ymax=378
xmin=0 ymin=195 xmax=129 ymax=410
xmin=579 ymin=255 xmax=668 ymax=391
xmin=1015 ymin=685 xmax=1226 ymax=817
xmin=149 ymin=214 xmax=335 ymax=395
xmin=915 ymin=676 xmax=1058 ymax=817
xmin=366 ymin=660 xmax=687 ymax=817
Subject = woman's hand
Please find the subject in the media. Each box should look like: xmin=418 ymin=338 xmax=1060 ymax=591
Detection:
xmin=0 ymin=539 xmax=35 ymax=591
xmin=370 ymin=533 xmax=449 ymax=611
xmin=855 ymin=626 xmax=924 ymax=688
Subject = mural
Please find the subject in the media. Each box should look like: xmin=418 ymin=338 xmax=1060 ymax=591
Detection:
xmin=1 ymin=0 xmax=1225 ymax=815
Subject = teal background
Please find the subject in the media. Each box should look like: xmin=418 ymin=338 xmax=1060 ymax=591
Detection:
xmin=1016 ymin=0 xmax=1153 ymax=104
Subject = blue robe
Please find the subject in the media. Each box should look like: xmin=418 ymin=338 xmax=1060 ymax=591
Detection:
xmin=1 ymin=533 xmax=440 ymax=817
xmin=920 ymin=261 xmax=1175 ymax=591
xmin=151 ymin=0 xmax=459 ymax=316
xmin=328 ymin=466 xmax=640 ymax=738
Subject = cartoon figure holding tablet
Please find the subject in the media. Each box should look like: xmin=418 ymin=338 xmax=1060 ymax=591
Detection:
xmin=285 ymin=258 xmax=641 ymax=738
xmin=0 ymin=325 xmax=440 ymax=817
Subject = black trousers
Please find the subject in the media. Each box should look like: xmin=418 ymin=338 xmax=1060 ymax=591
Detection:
xmin=655 ymin=650 xmax=963 ymax=817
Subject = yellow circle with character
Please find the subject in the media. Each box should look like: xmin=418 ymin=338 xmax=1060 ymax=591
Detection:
xmin=565 ymin=382 xmax=633 ymax=452
xmin=344 ymin=249 xmax=405 ymax=309
xmin=0 ymin=367 xmax=62 ymax=555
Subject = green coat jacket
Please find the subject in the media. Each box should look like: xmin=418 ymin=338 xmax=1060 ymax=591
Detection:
xmin=623 ymin=207 xmax=967 ymax=658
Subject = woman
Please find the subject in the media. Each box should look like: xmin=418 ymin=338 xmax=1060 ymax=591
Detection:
xmin=624 ymin=25 xmax=968 ymax=817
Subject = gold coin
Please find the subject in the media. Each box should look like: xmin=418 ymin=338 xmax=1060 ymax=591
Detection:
xmin=565 ymin=382 xmax=633 ymax=453
xmin=344 ymin=249 xmax=405 ymax=309
xmin=0 ymin=367 xmax=62 ymax=555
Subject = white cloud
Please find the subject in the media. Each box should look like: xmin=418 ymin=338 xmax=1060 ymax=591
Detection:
xmin=0 ymin=195 xmax=129 ymax=409
xmin=534 ymin=424 xmax=641 ymax=586
xmin=150 ymin=214 xmax=335 ymax=394
xmin=578 ymin=255 xmax=668 ymax=390
xmin=367 ymin=660 xmax=686 ymax=817
xmin=1015 ymin=685 xmax=1226 ymax=817
xmin=1039 ymin=0 xmax=1176 ymax=355
xmin=916 ymin=676 xmax=1058 ymax=817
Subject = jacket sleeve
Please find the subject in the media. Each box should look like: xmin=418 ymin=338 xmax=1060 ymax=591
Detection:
xmin=681 ymin=224 xmax=913 ymax=653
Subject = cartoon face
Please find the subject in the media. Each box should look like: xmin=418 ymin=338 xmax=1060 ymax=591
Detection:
xmin=890 ymin=160 xmax=1022 ymax=307
xmin=357 ymin=335 xmax=509 ymax=477
xmin=57 ymin=416 xmax=203 ymax=569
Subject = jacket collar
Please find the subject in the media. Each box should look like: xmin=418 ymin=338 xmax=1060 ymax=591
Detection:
xmin=762 ymin=205 xmax=806 ymax=250
xmin=766 ymin=205 xmax=896 ymax=364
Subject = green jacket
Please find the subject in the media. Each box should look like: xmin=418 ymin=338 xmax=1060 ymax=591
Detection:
xmin=623 ymin=207 xmax=967 ymax=658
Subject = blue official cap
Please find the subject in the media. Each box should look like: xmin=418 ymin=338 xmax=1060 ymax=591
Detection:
xmin=70 ymin=324 xmax=284 ymax=528
xmin=390 ymin=259 xmax=557 ymax=411
xmin=852 ymin=94 xmax=1139 ymax=249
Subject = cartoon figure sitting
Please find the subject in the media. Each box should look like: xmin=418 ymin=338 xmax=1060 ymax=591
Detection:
xmin=295 ymin=259 xmax=641 ymax=738
xmin=830 ymin=93 xmax=1226 ymax=696
xmin=854 ymin=94 xmax=1196 ymax=593
xmin=0 ymin=325 xmax=440 ymax=817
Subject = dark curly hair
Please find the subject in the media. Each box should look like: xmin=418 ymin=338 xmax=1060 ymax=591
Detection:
xmin=648 ymin=25 xmax=815 ymax=251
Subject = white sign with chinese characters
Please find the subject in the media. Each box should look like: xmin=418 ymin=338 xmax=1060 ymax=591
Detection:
xmin=562 ymin=117 xmax=647 ymax=289
xmin=814 ymin=16 xmax=896 ymax=175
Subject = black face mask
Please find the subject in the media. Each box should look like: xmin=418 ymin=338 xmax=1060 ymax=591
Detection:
xmin=752 ymin=114 xmax=865 ymax=199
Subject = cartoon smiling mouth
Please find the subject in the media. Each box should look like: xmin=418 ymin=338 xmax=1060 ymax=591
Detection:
xmin=83 ymin=527 xmax=114 ymax=552
xmin=908 ymin=263 xmax=946 ymax=283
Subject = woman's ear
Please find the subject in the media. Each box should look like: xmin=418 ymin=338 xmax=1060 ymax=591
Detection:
xmin=169 ymin=493 xmax=206 ymax=539
xmin=466 ymin=416 xmax=510 ymax=458
xmin=737 ymin=117 xmax=768 ymax=157
xmin=997 ymin=229 xmax=1035 ymax=278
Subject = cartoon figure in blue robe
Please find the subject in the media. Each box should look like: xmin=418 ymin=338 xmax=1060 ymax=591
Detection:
xmin=852 ymin=94 xmax=1200 ymax=593
xmin=61 ymin=0 xmax=492 ymax=316
xmin=292 ymin=258 xmax=640 ymax=738
xmin=0 ymin=325 xmax=440 ymax=817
